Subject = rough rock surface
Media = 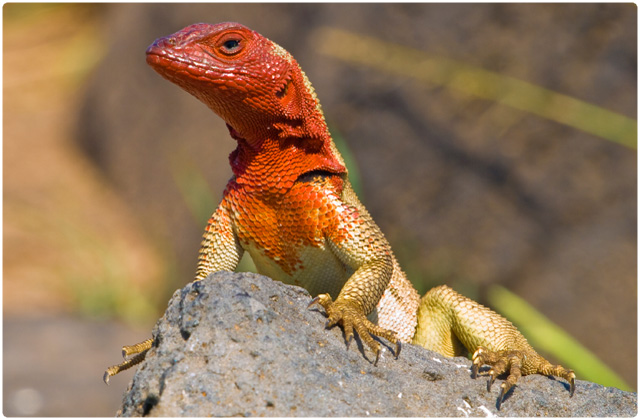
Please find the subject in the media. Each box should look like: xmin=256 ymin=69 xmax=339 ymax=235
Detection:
xmin=118 ymin=273 xmax=636 ymax=417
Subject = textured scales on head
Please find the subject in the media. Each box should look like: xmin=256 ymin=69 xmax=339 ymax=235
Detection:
xmin=268 ymin=39 xmax=324 ymax=120
xmin=269 ymin=38 xmax=346 ymax=171
xmin=146 ymin=22 xmax=346 ymax=191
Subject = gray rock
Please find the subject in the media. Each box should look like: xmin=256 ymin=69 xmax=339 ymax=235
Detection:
xmin=118 ymin=272 xmax=636 ymax=417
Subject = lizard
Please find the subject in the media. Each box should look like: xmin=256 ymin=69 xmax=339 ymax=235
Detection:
xmin=104 ymin=22 xmax=575 ymax=408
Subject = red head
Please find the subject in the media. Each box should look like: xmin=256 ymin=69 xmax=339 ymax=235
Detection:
xmin=146 ymin=22 xmax=346 ymax=192
xmin=146 ymin=22 xmax=331 ymax=148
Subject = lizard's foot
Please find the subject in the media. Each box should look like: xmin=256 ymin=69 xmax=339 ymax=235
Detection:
xmin=471 ymin=346 xmax=525 ymax=409
xmin=309 ymin=294 xmax=400 ymax=365
xmin=471 ymin=346 xmax=576 ymax=409
xmin=103 ymin=338 xmax=153 ymax=384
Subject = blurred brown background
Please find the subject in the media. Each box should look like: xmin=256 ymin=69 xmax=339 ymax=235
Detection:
xmin=3 ymin=3 xmax=636 ymax=416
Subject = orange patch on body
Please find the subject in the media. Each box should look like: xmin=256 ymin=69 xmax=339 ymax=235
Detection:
xmin=226 ymin=175 xmax=347 ymax=276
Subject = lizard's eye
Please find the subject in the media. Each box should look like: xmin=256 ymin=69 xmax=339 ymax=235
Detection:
xmin=216 ymin=33 xmax=245 ymax=56
xmin=222 ymin=39 xmax=240 ymax=52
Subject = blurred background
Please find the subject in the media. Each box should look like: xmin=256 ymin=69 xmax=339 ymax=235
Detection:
xmin=3 ymin=3 xmax=636 ymax=416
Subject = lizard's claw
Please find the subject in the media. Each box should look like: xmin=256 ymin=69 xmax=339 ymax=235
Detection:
xmin=471 ymin=346 xmax=575 ymax=409
xmin=568 ymin=374 xmax=576 ymax=397
xmin=309 ymin=294 xmax=400 ymax=365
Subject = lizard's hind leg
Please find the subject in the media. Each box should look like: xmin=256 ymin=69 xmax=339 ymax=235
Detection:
xmin=413 ymin=285 xmax=575 ymax=408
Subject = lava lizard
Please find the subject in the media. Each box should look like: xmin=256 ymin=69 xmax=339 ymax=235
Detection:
xmin=105 ymin=22 xmax=575 ymax=407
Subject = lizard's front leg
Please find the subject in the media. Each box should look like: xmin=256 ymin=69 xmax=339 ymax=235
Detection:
xmin=309 ymin=257 xmax=400 ymax=365
xmin=309 ymin=183 xmax=402 ymax=364
xmin=103 ymin=202 xmax=243 ymax=383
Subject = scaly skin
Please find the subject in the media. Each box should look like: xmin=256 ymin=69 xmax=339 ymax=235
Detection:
xmin=105 ymin=22 xmax=575 ymax=407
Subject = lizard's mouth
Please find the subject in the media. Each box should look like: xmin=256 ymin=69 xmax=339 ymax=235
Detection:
xmin=146 ymin=44 xmax=194 ymax=84
xmin=146 ymin=43 xmax=231 ymax=86
xmin=146 ymin=46 xmax=170 ymax=71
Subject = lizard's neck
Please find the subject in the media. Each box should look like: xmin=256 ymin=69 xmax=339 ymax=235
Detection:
xmin=229 ymin=131 xmax=346 ymax=195
xmin=227 ymin=65 xmax=347 ymax=195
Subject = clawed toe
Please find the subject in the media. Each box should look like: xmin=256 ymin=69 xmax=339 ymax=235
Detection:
xmin=103 ymin=338 xmax=153 ymax=384
xmin=471 ymin=346 xmax=522 ymax=408
xmin=569 ymin=375 xmax=576 ymax=397
xmin=497 ymin=383 xmax=509 ymax=410
xmin=487 ymin=371 xmax=497 ymax=392
xmin=308 ymin=294 xmax=400 ymax=365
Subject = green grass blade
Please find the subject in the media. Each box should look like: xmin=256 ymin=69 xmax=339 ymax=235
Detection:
xmin=314 ymin=27 xmax=636 ymax=149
